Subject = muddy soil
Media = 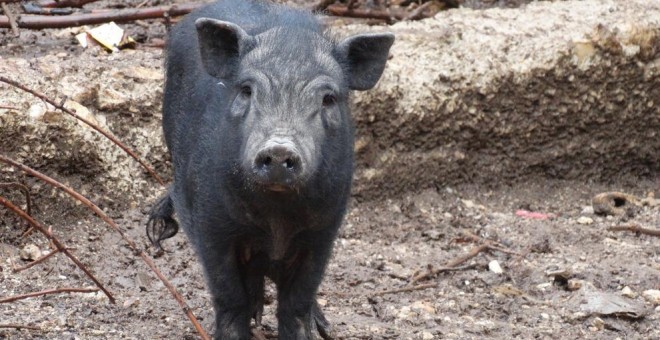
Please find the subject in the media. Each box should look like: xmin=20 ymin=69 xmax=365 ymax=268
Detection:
xmin=1 ymin=180 xmax=659 ymax=339
xmin=1 ymin=1 xmax=659 ymax=339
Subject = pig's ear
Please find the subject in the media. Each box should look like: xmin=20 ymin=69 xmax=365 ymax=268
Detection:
xmin=195 ymin=18 xmax=253 ymax=79
xmin=336 ymin=33 xmax=395 ymax=91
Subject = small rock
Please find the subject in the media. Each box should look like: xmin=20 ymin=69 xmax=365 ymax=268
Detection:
xmin=421 ymin=331 xmax=434 ymax=340
xmin=621 ymin=286 xmax=637 ymax=298
xmin=540 ymin=313 xmax=550 ymax=320
xmin=462 ymin=199 xmax=475 ymax=209
xmin=317 ymin=298 xmax=327 ymax=307
xmin=64 ymin=100 xmax=101 ymax=127
xmin=567 ymin=279 xmax=584 ymax=291
xmin=411 ymin=300 xmax=436 ymax=315
xmin=422 ymin=229 xmax=442 ymax=240
xmin=27 ymin=102 xmax=50 ymax=120
xmin=488 ymin=260 xmax=504 ymax=274
xmin=592 ymin=317 xmax=605 ymax=330
xmin=19 ymin=244 xmax=42 ymax=261
xmin=123 ymin=297 xmax=139 ymax=308
xmin=396 ymin=306 xmax=414 ymax=320
xmin=96 ymin=86 xmax=129 ymax=111
xmin=136 ymin=272 xmax=151 ymax=291
xmin=581 ymin=206 xmax=595 ymax=215
xmin=577 ymin=216 xmax=594 ymax=225
xmin=536 ymin=282 xmax=552 ymax=290
xmin=642 ymin=290 xmax=660 ymax=304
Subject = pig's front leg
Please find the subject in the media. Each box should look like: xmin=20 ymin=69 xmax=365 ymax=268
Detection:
xmin=275 ymin=230 xmax=336 ymax=340
xmin=195 ymin=232 xmax=252 ymax=340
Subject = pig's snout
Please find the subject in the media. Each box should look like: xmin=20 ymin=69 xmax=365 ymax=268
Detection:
xmin=253 ymin=140 xmax=303 ymax=191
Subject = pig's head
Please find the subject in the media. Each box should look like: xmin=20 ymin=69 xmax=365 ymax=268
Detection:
xmin=195 ymin=18 xmax=394 ymax=193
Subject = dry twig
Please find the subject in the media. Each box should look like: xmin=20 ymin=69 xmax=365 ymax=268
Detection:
xmin=410 ymin=245 xmax=492 ymax=283
xmin=12 ymin=248 xmax=60 ymax=273
xmin=1 ymin=2 xmax=19 ymax=36
xmin=22 ymin=3 xmax=74 ymax=15
xmin=0 ymin=287 xmax=99 ymax=303
xmin=0 ymin=155 xmax=210 ymax=340
xmin=406 ymin=1 xmax=434 ymax=20
xmin=0 ymin=196 xmax=116 ymax=303
xmin=0 ymin=182 xmax=32 ymax=232
xmin=325 ymin=4 xmax=405 ymax=22
xmin=312 ymin=0 xmax=336 ymax=12
xmin=37 ymin=0 xmax=100 ymax=8
xmin=373 ymin=283 xmax=438 ymax=296
xmin=0 ymin=3 xmax=201 ymax=28
xmin=0 ymin=76 xmax=165 ymax=186
xmin=607 ymin=224 xmax=660 ymax=237
xmin=411 ymin=232 xmax=519 ymax=284
xmin=0 ymin=324 xmax=41 ymax=331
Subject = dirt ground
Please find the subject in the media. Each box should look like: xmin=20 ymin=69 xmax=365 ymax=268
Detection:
xmin=1 ymin=0 xmax=659 ymax=339
xmin=1 ymin=180 xmax=659 ymax=339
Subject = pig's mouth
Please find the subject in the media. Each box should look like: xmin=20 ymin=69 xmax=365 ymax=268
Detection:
xmin=266 ymin=184 xmax=291 ymax=192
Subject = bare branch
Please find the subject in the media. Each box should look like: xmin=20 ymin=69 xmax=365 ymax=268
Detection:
xmin=607 ymin=224 xmax=660 ymax=237
xmin=0 ymin=3 xmax=202 ymax=29
xmin=0 ymin=324 xmax=41 ymax=331
xmin=0 ymin=287 xmax=99 ymax=303
xmin=0 ymin=196 xmax=116 ymax=303
xmin=0 ymin=182 xmax=32 ymax=232
xmin=37 ymin=0 xmax=100 ymax=8
xmin=1 ymin=3 xmax=19 ymax=36
xmin=374 ymin=283 xmax=438 ymax=296
xmin=12 ymin=248 xmax=60 ymax=273
xmin=0 ymin=155 xmax=210 ymax=340
xmin=325 ymin=4 xmax=405 ymax=22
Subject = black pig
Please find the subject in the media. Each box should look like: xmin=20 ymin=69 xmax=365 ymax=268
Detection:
xmin=147 ymin=0 xmax=393 ymax=338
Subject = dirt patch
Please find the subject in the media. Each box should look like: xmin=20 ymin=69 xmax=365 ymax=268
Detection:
xmin=1 ymin=0 xmax=659 ymax=339
xmin=1 ymin=180 xmax=659 ymax=339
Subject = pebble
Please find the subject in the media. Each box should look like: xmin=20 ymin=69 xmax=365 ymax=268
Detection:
xmin=577 ymin=216 xmax=594 ymax=225
xmin=462 ymin=199 xmax=475 ymax=209
xmin=19 ymin=244 xmax=41 ymax=261
xmin=592 ymin=317 xmax=605 ymax=330
xmin=642 ymin=290 xmax=660 ymax=304
xmin=488 ymin=260 xmax=504 ymax=274
xmin=581 ymin=206 xmax=595 ymax=215
xmin=411 ymin=300 xmax=436 ymax=315
xmin=422 ymin=229 xmax=442 ymax=240
xmin=536 ymin=282 xmax=552 ymax=290
xmin=621 ymin=286 xmax=636 ymax=298
xmin=567 ymin=279 xmax=583 ymax=291
xmin=421 ymin=331 xmax=434 ymax=340
xmin=28 ymin=103 xmax=48 ymax=120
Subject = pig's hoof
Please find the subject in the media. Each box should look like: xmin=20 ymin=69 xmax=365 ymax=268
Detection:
xmin=313 ymin=303 xmax=335 ymax=340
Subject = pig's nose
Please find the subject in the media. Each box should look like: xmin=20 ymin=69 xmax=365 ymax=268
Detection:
xmin=254 ymin=144 xmax=302 ymax=190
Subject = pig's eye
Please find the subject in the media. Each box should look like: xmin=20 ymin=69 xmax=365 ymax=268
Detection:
xmin=240 ymin=85 xmax=252 ymax=97
xmin=322 ymin=94 xmax=336 ymax=107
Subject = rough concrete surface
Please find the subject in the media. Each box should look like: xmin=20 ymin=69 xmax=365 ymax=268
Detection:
xmin=344 ymin=0 xmax=659 ymax=199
